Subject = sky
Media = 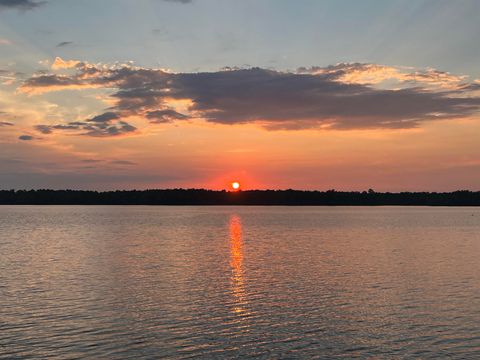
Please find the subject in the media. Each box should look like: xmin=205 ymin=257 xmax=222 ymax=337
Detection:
xmin=1 ymin=0 xmax=480 ymax=191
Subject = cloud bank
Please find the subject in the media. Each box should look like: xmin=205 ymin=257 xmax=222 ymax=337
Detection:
xmin=20 ymin=59 xmax=480 ymax=136
xmin=0 ymin=0 xmax=45 ymax=11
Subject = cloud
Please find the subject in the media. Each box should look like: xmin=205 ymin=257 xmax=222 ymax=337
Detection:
xmin=298 ymin=63 xmax=466 ymax=89
xmin=83 ymin=120 xmax=137 ymax=137
xmin=0 ymin=38 xmax=12 ymax=45
xmin=0 ymin=0 xmax=46 ymax=11
xmin=161 ymin=0 xmax=192 ymax=4
xmin=0 ymin=69 xmax=20 ymax=85
xmin=18 ymin=135 xmax=33 ymax=140
xmin=110 ymin=160 xmax=137 ymax=165
xmin=0 ymin=121 xmax=14 ymax=126
xmin=88 ymin=112 xmax=119 ymax=123
xmin=78 ymin=159 xmax=137 ymax=166
xmin=34 ymin=124 xmax=52 ymax=134
xmin=51 ymin=57 xmax=81 ymax=70
xmin=0 ymin=167 xmax=181 ymax=190
xmin=21 ymin=61 xmax=480 ymax=131
xmin=146 ymin=109 xmax=188 ymax=123
xmin=56 ymin=41 xmax=73 ymax=48
xmin=34 ymin=112 xmax=137 ymax=138
xmin=21 ymin=74 xmax=84 ymax=94
xmin=152 ymin=28 xmax=168 ymax=36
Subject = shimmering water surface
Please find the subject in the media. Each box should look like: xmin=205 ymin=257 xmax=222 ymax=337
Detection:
xmin=1 ymin=206 xmax=480 ymax=359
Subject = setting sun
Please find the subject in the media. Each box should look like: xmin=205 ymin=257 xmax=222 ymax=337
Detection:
xmin=231 ymin=181 xmax=241 ymax=190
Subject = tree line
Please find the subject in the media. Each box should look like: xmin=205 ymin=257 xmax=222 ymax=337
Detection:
xmin=0 ymin=189 xmax=479 ymax=205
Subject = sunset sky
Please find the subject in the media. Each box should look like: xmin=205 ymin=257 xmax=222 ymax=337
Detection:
xmin=1 ymin=0 xmax=480 ymax=190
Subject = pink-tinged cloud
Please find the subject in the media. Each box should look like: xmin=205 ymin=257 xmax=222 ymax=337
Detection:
xmin=51 ymin=57 xmax=81 ymax=70
xmin=297 ymin=63 xmax=467 ymax=89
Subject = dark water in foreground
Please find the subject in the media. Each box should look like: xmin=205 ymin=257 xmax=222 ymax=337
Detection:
xmin=1 ymin=206 xmax=480 ymax=359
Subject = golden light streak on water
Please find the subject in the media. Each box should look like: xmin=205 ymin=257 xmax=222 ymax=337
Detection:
xmin=229 ymin=214 xmax=249 ymax=316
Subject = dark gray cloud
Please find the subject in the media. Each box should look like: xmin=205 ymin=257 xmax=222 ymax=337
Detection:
xmin=56 ymin=41 xmax=73 ymax=47
xmin=22 ymin=63 xmax=480 ymax=131
xmin=146 ymin=109 xmax=188 ymax=123
xmin=34 ymin=124 xmax=52 ymax=134
xmin=83 ymin=120 xmax=136 ymax=137
xmin=0 ymin=0 xmax=46 ymax=11
xmin=35 ymin=123 xmax=81 ymax=134
xmin=18 ymin=135 xmax=33 ymax=140
xmin=35 ymin=112 xmax=136 ymax=138
xmin=23 ymin=74 xmax=80 ymax=88
xmin=52 ymin=124 xmax=81 ymax=130
xmin=88 ymin=112 xmax=119 ymax=123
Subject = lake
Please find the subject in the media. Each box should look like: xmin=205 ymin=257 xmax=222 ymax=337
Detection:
xmin=1 ymin=206 xmax=480 ymax=358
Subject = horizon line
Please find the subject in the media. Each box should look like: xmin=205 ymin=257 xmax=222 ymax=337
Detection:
xmin=2 ymin=188 xmax=480 ymax=193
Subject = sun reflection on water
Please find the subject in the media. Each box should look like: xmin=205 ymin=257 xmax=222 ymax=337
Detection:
xmin=229 ymin=215 xmax=249 ymax=316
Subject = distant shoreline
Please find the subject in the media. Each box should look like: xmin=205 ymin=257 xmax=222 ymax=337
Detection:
xmin=1 ymin=189 xmax=479 ymax=206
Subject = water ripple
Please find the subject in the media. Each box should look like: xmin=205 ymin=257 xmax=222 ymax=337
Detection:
xmin=1 ymin=206 xmax=480 ymax=359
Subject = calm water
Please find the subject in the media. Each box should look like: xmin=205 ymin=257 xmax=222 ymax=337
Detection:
xmin=1 ymin=206 xmax=480 ymax=359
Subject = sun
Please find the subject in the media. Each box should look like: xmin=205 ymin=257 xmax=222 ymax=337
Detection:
xmin=231 ymin=181 xmax=240 ymax=190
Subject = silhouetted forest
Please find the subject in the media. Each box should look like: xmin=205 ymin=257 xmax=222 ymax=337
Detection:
xmin=0 ymin=189 xmax=479 ymax=205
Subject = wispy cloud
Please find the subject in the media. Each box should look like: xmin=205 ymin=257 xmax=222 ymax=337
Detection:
xmin=0 ymin=69 xmax=19 ymax=85
xmin=56 ymin=41 xmax=73 ymax=48
xmin=152 ymin=28 xmax=168 ymax=36
xmin=110 ymin=160 xmax=137 ymax=166
xmin=161 ymin=0 xmax=193 ymax=4
xmin=0 ymin=38 xmax=12 ymax=45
